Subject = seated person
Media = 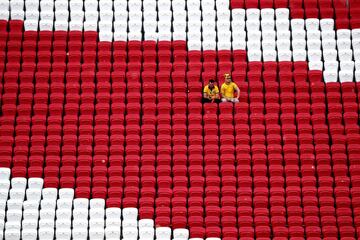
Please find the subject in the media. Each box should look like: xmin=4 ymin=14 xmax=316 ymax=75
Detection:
xmin=203 ymin=79 xmax=220 ymax=103
xmin=221 ymin=73 xmax=239 ymax=103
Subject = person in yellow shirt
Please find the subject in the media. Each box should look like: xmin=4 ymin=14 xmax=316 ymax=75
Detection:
xmin=221 ymin=73 xmax=239 ymax=103
xmin=203 ymin=79 xmax=220 ymax=103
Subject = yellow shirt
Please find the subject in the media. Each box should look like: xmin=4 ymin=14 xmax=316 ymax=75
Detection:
xmin=203 ymin=85 xmax=219 ymax=98
xmin=221 ymin=82 xmax=239 ymax=98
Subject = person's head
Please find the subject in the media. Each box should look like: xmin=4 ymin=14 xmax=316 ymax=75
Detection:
xmin=224 ymin=73 xmax=232 ymax=84
xmin=208 ymin=79 xmax=215 ymax=88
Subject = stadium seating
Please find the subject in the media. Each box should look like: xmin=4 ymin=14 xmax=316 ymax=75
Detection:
xmin=0 ymin=0 xmax=360 ymax=239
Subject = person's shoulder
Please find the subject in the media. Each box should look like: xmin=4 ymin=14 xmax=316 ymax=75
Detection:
xmin=214 ymin=85 xmax=220 ymax=91
xmin=203 ymin=85 xmax=209 ymax=91
xmin=231 ymin=82 xmax=239 ymax=87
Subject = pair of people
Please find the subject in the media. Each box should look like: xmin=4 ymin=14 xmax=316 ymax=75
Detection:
xmin=203 ymin=73 xmax=240 ymax=103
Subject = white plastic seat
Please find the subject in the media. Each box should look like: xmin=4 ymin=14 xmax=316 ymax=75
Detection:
xmin=40 ymin=199 xmax=56 ymax=210
xmin=145 ymin=32 xmax=158 ymax=41
xmin=7 ymin=210 xmax=22 ymax=222
xmin=261 ymin=20 xmax=274 ymax=31
xmin=56 ymin=219 xmax=71 ymax=229
xmin=5 ymin=221 xmax=21 ymax=230
xmin=291 ymin=19 xmax=304 ymax=30
xmin=308 ymin=50 xmax=322 ymax=62
xmin=158 ymin=0 xmax=171 ymax=11
xmin=23 ymin=200 xmax=39 ymax=211
xmin=89 ymin=218 xmax=105 ymax=229
xmin=56 ymin=10 xmax=69 ymax=21
xmin=39 ymin=228 xmax=54 ymax=240
xmin=247 ymin=40 xmax=261 ymax=50
xmin=355 ymin=50 xmax=360 ymax=61
xmin=232 ymin=30 xmax=246 ymax=41
xmin=275 ymin=8 xmax=289 ymax=20
xmin=158 ymin=21 xmax=172 ymax=33
xmin=307 ymin=39 xmax=321 ymax=50
xmin=322 ymin=39 xmax=336 ymax=50
xmin=57 ymin=199 xmax=73 ymax=210
xmin=99 ymin=0 xmax=112 ymax=11
xmin=84 ymin=22 xmax=97 ymax=31
xmin=7 ymin=199 xmax=22 ymax=211
xmin=139 ymin=227 xmax=154 ymax=240
xmin=356 ymin=71 xmax=360 ymax=82
xmin=173 ymin=22 xmax=186 ymax=32
xmin=9 ymin=189 xmax=25 ymax=201
xmin=55 ymin=21 xmax=68 ymax=31
xmin=5 ymin=229 xmax=20 ymax=240
xmin=292 ymin=30 xmax=306 ymax=40
xmin=59 ymin=189 xmax=74 ymax=200
xmin=128 ymin=32 xmax=143 ymax=41
xmin=114 ymin=11 xmax=128 ymax=22
xmin=341 ymin=61 xmax=355 ymax=71
xmin=322 ymin=30 xmax=335 ymax=40
xmin=217 ymin=41 xmax=231 ymax=50
xmin=0 ymin=11 xmax=8 ymax=21
xmin=337 ymin=29 xmax=351 ymax=40
xmin=11 ymin=178 xmax=26 ymax=189
xmin=261 ymin=9 xmax=274 ymax=20
xmin=263 ymin=50 xmax=277 ymax=61
xmin=293 ymin=50 xmax=307 ymax=61
xmin=89 ymin=228 xmax=105 ymax=240
xmin=188 ymin=21 xmax=202 ymax=33
xmin=122 ymin=227 xmax=138 ymax=240
xmin=26 ymin=189 xmax=41 ymax=201
xmin=309 ymin=61 xmax=323 ymax=71
xmin=218 ymin=31 xmax=231 ymax=43
xmin=129 ymin=11 xmax=142 ymax=22
xmin=277 ymin=31 xmax=290 ymax=40
xmin=353 ymin=29 xmax=360 ymax=40
xmin=90 ymin=208 xmax=105 ymax=219
xmin=39 ymin=219 xmax=54 ymax=229
xmin=55 ymin=0 xmax=68 ymax=11
xmin=173 ymin=10 xmax=186 ymax=22
xmin=323 ymin=49 xmax=337 ymax=62
xmin=122 ymin=208 xmax=138 ymax=220
xmin=247 ymin=50 xmax=262 ymax=61
xmin=106 ymin=217 xmax=121 ymax=228
xmin=106 ymin=208 xmax=121 ymax=219
xmin=25 ymin=12 xmax=39 ymax=21
xmin=203 ymin=9 xmax=216 ymax=22
xmin=262 ymin=31 xmax=275 ymax=40
xmin=187 ymin=0 xmax=200 ymax=10
xmin=74 ymin=198 xmax=89 ymax=210
xmin=114 ymin=21 xmax=127 ymax=33
xmin=262 ymin=40 xmax=276 ymax=50
xmin=324 ymin=61 xmax=339 ymax=71
xmin=202 ymin=31 xmax=216 ymax=42
xmin=72 ymin=228 xmax=88 ymax=240
xmin=56 ymin=209 xmax=72 ymax=220
xmin=114 ymin=32 xmax=128 ymax=41
xmin=202 ymin=41 xmax=216 ymax=51
xmin=156 ymin=227 xmax=172 ymax=240
xmin=353 ymin=39 xmax=360 ymax=51
xmin=42 ymin=188 xmax=57 ymax=200
xmin=0 ymin=201 xmax=5 ymax=211
xmin=339 ymin=71 xmax=354 ymax=83
xmin=41 ymin=11 xmax=54 ymax=21
xmin=247 ymin=31 xmax=261 ymax=42
xmin=306 ymin=18 xmax=319 ymax=30
xmin=99 ymin=21 xmax=112 ymax=32
xmin=100 ymin=11 xmax=113 ymax=22
xmin=40 ymin=0 xmax=54 ymax=11
xmin=90 ymin=199 xmax=105 ymax=210
xmin=276 ymin=19 xmax=289 ymax=31
xmin=0 ymin=179 xmax=10 ymax=191
xmin=129 ymin=20 xmax=142 ymax=32
xmin=246 ymin=20 xmax=260 ymax=31
xmin=189 ymin=239 xmax=204 ymax=240
xmin=232 ymin=9 xmax=245 ymax=21
xmin=39 ymin=20 xmax=54 ymax=30
xmin=278 ymin=50 xmax=292 ymax=62
xmin=22 ymin=219 xmax=38 ymax=230
xmin=28 ymin=178 xmax=43 ymax=189
xmin=188 ymin=10 xmax=201 ymax=22
xmin=139 ymin=219 xmax=154 ymax=229
xmin=39 ymin=209 xmax=55 ymax=220
xmin=122 ymin=219 xmax=138 ymax=228
xmin=56 ymin=228 xmax=71 ymax=240
xmin=172 ymin=0 xmax=185 ymax=10
xmin=0 ymin=189 xmax=8 ymax=201
xmin=307 ymin=30 xmax=321 ymax=40
xmin=357 ymin=62 xmax=360 ymax=70
xmin=320 ymin=19 xmax=334 ymax=31
xmin=337 ymin=39 xmax=351 ymax=50
xmin=0 ymin=209 xmax=4 ymax=220
xmin=159 ymin=10 xmax=172 ymax=22
xmin=246 ymin=9 xmax=260 ymax=20
xmin=277 ymin=39 xmax=290 ymax=50
xmin=105 ymin=227 xmax=121 ymax=239
xmin=69 ymin=0 xmax=82 ymax=11
xmin=292 ymin=39 xmax=306 ymax=50
xmin=216 ymin=0 xmax=229 ymax=10
xmin=217 ymin=10 xmax=231 ymax=21
xmin=73 ymin=208 xmax=89 ymax=220
xmin=142 ymin=0 xmax=156 ymax=11
xmin=128 ymin=0 xmax=142 ymax=12
xmin=202 ymin=0 xmax=215 ymax=10
xmin=232 ymin=20 xmax=245 ymax=31
xmin=338 ymin=49 xmax=353 ymax=62
xmin=26 ymin=0 xmax=39 ymax=11
xmin=23 ymin=209 xmax=39 ymax=220
xmin=73 ymin=219 xmax=88 ymax=229
xmin=85 ymin=0 xmax=98 ymax=11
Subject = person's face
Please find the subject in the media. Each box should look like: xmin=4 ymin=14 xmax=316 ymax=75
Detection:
xmin=225 ymin=77 xmax=231 ymax=83
xmin=209 ymin=82 xmax=214 ymax=87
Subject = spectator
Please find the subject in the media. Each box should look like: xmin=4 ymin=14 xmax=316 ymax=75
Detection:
xmin=221 ymin=73 xmax=239 ymax=103
xmin=203 ymin=79 xmax=220 ymax=103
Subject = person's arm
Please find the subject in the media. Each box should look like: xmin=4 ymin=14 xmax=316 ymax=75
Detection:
xmin=203 ymin=92 xmax=211 ymax=99
xmin=220 ymin=85 xmax=225 ymax=98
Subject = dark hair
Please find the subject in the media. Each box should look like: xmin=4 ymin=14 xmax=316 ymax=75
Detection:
xmin=209 ymin=79 xmax=215 ymax=83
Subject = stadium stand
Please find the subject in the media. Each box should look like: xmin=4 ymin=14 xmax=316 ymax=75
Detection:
xmin=0 ymin=0 xmax=360 ymax=239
